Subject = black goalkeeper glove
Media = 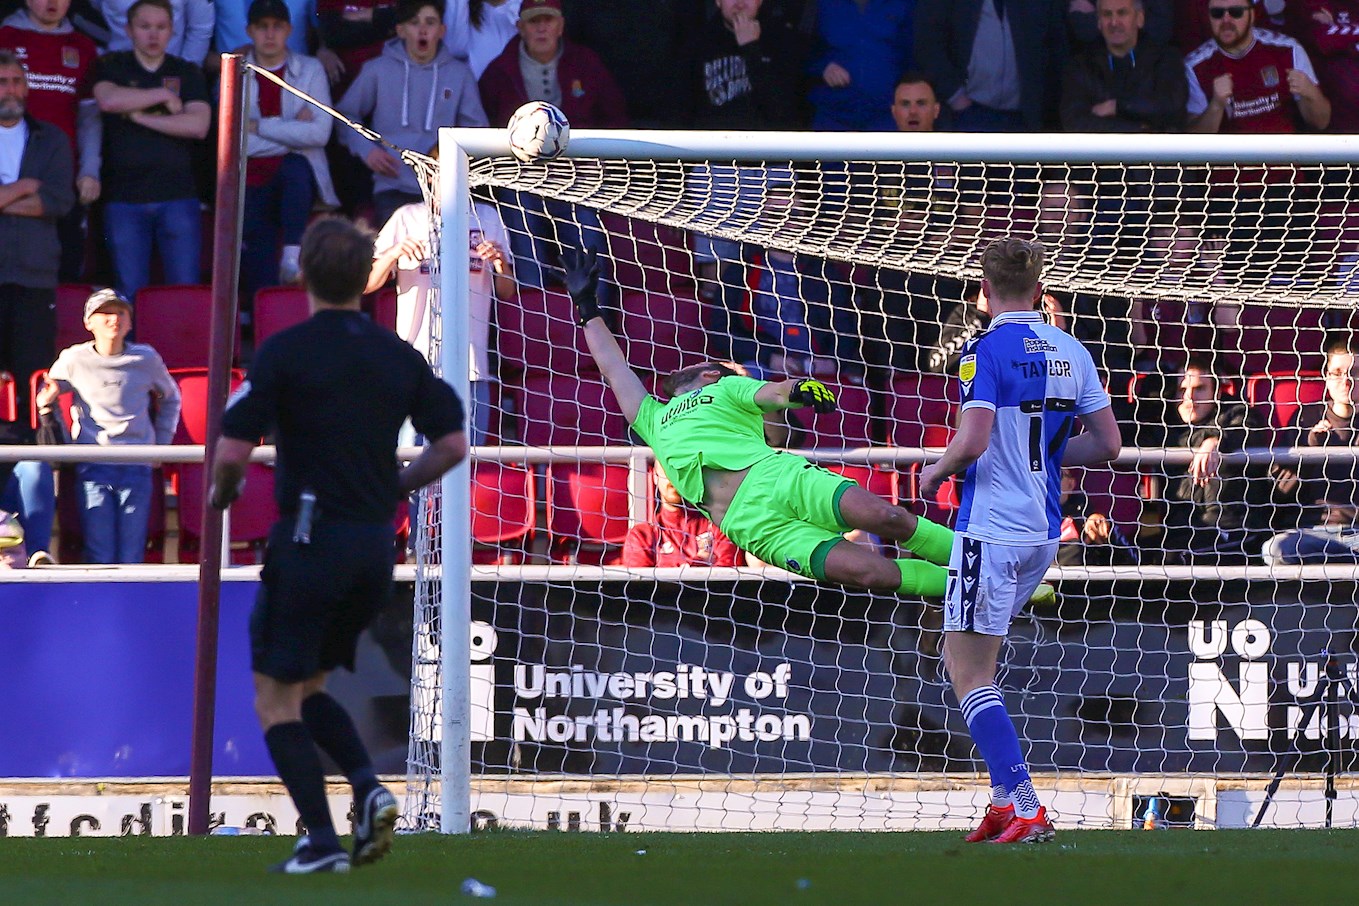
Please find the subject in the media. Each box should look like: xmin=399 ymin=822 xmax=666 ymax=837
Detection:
xmin=561 ymin=246 xmax=602 ymax=326
xmin=790 ymin=378 xmax=837 ymax=413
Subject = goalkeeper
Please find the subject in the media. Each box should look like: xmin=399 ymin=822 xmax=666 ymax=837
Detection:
xmin=566 ymin=249 xmax=1002 ymax=598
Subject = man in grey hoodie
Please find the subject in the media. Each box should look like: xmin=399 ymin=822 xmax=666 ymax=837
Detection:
xmin=337 ymin=0 xmax=487 ymax=224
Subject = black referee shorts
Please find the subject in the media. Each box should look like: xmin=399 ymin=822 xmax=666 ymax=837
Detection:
xmin=250 ymin=518 xmax=396 ymax=683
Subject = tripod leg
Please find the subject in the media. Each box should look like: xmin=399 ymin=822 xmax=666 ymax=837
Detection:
xmin=1252 ymin=697 xmax=1322 ymax=829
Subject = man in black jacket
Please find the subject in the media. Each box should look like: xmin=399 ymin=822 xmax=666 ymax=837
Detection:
xmin=690 ymin=0 xmax=803 ymax=130
xmin=1060 ymin=0 xmax=1186 ymax=132
xmin=1156 ymin=356 xmax=1277 ymax=563
xmin=0 ymin=50 xmax=74 ymax=488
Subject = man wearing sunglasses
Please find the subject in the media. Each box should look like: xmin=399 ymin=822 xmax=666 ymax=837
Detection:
xmin=1186 ymin=0 xmax=1330 ymax=133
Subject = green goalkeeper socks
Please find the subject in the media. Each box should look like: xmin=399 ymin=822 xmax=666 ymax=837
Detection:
xmin=896 ymin=559 xmax=948 ymax=597
xmin=903 ymin=515 xmax=954 ymax=566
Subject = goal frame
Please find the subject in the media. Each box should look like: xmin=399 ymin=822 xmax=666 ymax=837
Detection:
xmin=431 ymin=127 xmax=1359 ymax=834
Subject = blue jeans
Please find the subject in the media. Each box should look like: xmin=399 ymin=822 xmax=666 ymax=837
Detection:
xmin=0 ymin=460 xmax=54 ymax=554
xmin=951 ymin=103 xmax=1026 ymax=133
xmin=105 ymin=198 xmax=202 ymax=302
xmin=1261 ymin=525 xmax=1359 ymax=565
xmin=241 ymin=154 xmax=315 ymax=298
xmin=77 ymin=463 xmax=153 ymax=564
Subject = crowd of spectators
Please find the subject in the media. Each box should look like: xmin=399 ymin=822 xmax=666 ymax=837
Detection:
xmin=2 ymin=0 xmax=1358 ymax=571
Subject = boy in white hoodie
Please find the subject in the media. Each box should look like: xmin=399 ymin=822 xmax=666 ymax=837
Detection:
xmin=336 ymin=0 xmax=487 ymax=224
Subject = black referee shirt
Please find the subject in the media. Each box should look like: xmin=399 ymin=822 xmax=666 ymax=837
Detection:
xmin=222 ymin=308 xmax=464 ymax=522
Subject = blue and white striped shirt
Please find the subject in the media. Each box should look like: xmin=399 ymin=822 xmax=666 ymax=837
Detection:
xmin=954 ymin=310 xmax=1109 ymax=544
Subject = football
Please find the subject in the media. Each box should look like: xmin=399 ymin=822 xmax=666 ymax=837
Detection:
xmin=506 ymin=101 xmax=570 ymax=163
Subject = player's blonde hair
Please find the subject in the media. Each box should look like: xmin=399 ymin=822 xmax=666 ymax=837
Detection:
xmin=980 ymin=237 xmax=1045 ymax=302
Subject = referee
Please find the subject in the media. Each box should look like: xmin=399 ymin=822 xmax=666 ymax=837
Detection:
xmin=211 ymin=218 xmax=466 ymax=873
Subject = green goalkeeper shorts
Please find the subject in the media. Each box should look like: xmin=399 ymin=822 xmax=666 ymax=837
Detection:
xmin=720 ymin=452 xmax=855 ymax=578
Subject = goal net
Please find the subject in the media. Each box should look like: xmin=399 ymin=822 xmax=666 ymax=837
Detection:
xmin=403 ymin=129 xmax=1359 ymax=833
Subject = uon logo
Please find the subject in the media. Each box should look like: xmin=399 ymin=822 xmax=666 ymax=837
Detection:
xmin=471 ymin=621 xmax=497 ymax=742
xmin=1187 ymin=619 xmax=1270 ymax=741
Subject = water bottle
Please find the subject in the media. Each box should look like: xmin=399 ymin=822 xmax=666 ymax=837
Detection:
xmin=1142 ymin=796 xmax=1165 ymax=830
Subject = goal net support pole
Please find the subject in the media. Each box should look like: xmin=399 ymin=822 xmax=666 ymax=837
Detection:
xmin=188 ymin=52 xmax=247 ymax=837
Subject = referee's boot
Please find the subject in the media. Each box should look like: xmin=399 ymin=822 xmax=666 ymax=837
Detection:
xmin=269 ymin=836 xmax=352 ymax=873
xmin=353 ymin=784 xmax=400 ymax=867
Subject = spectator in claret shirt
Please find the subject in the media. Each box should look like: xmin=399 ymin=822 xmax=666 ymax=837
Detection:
xmin=623 ymin=461 xmax=747 ymax=568
xmin=92 ymin=0 xmax=210 ymax=303
xmin=239 ymin=0 xmax=338 ymax=297
xmin=1294 ymin=0 xmax=1359 ymax=133
xmin=1186 ymin=0 xmax=1330 ymax=134
xmin=0 ymin=0 xmax=101 ymax=280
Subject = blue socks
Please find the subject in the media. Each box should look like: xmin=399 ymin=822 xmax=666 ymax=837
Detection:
xmin=960 ymin=685 xmax=1041 ymax=819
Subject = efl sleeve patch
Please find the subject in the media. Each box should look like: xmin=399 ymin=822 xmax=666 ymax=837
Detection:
xmin=958 ymin=355 xmax=977 ymax=383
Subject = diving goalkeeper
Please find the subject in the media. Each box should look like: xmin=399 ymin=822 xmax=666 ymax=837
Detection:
xmin=564 ymin=249 xmax=1022 ymax=599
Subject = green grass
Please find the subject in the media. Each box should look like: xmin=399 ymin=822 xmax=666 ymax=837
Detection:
xmin=1 ymin=830 xmax=1354 ymax=905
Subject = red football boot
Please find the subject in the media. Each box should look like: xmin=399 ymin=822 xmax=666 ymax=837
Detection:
xmin=989 ymin=806 xmax=1056 ymax=844
xmin=965 ymin=803 xmax=1016 ymax=843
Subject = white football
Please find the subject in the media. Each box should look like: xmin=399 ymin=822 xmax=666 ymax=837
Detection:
xmin=506 ymin=101 xmax=570 ymax=163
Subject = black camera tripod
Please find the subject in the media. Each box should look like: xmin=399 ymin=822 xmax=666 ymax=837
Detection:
xmin=1252 ymin=652 xmax=1354 ymax=829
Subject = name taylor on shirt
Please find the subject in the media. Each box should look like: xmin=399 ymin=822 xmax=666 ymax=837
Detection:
xmin=1013 ymin=358 xmax=1072 ymax=379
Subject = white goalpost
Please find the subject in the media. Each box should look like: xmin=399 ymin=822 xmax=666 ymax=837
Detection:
xmin=403 ymin=127 xmax=1359 ymax=834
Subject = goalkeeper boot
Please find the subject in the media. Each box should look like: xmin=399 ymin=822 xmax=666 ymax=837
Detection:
xmin=989 ymin=807 xmax=1056 ymax=845
xmin=269 ymin=836 xmax=351 ymax=874
xmin=965 ymin=804 xmax=1015 ymax=843
xmin=1027 ymin=583 xmax=1056 ymax=607
xmin=353 ymin=784 xmax=400 ymax=867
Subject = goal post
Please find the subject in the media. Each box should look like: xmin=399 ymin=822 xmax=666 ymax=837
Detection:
xmin=405 ymin=126 xmax=1359 ymax=834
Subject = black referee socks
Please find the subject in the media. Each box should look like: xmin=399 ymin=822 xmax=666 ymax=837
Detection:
xmin=264 ymin=721 xmax=342 ymax=852
xmin=302 ymin=691 xmax=380 ymax=797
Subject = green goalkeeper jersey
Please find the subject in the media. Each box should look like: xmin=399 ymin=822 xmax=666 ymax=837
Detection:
xmin=630 ymin=375 xmax=776 ymax=511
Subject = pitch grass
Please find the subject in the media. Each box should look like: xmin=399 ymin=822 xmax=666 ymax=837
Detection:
xmin=1 ymin=830 xmax=1354 ymax=905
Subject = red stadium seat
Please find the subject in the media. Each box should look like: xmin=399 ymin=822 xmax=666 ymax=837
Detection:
xmin=370 ymin=286 xmax=398 ymax=332
xmin=546 ymin=462 xmax=632 ymax=564
xmin=1074 ymin=468 xmax=1145 ymax=535
xmin=1236 ymin=304 xmax=1326 ymax=377
xmin=619 ymin=289 xmax=709 ymax=375
xmin=601 ymin=211 xmax=695 ymax=294
xmin=176 ymin=462 xmax=276 ymax=564
xmin=55 ymin=283 xmax=95 ymax=350
xmin=794 ymin=377 xmax=878 ymax=447
xmin=0 ymin=371 xmax=14 ymax=423
xmin=253 ymin=285 xmax=311 ymax=345
xmin=27 ymin=370 xmax=74 ymax=431
xmin=472 ymin=462 xmax=537 ymax=564
xmin=513 ymin=373 xmax=628 ymax=448
xmin=134 ymin=285 xmax=215 ymax=370
xmin=888 ymin=373 xmax=957 ymax=447
xmin=170 ymin=369 xmax=247 ymax=445
xmin=496 ymin=286 xmax=595 ymax=377
xmin=1245 ymin=372 xmax=1326 ymax=431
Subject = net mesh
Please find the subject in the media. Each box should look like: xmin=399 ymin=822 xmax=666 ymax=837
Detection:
xmin=402 ymin=142 xmax=1359 ymax=833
